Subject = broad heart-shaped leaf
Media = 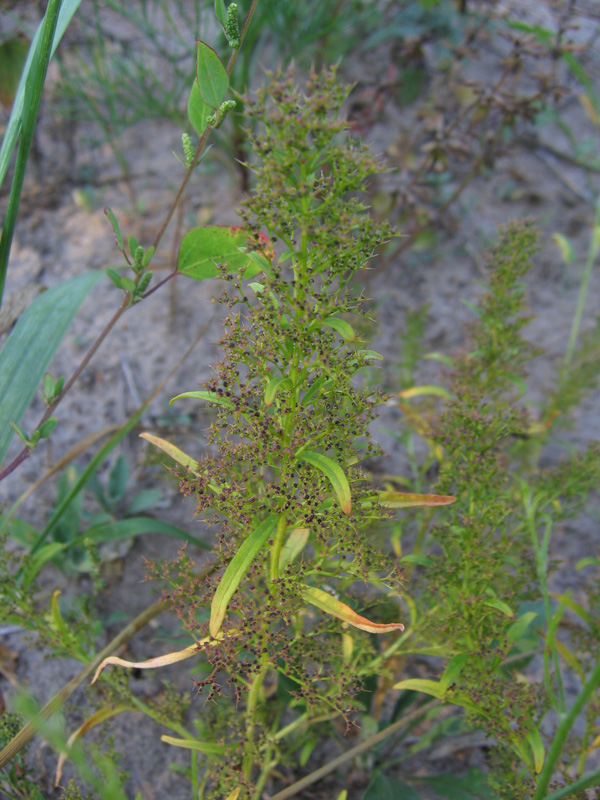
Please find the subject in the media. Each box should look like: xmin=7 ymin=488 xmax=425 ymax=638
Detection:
xmin=178 ymin=225 xmax=271 ymax=281
xmin=299 ymin=450 xmax=352 ymax=514
xmin=188 ymin=79 xmax=212 ymax=136
xmin=195 ymin=40 xmax=228 ymax=109
xmin=0 ymin=271 xmax=102 ymax=465
xmin=302 ymin=586 xmax=404 ymax=634
xmin=210 ymin=514 xmax=280 ymax=638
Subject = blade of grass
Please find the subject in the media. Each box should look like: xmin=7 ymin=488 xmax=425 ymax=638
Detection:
xmin=0 ymin=0 xmax=63 ymax=307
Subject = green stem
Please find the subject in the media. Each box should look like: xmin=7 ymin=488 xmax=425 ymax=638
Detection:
xmin=563 ymin=189 xmax=600 ymax=367
xmin=243 ymin=652 xmax=270 ymax=784
xmin=532 ymin=656 xmax=600 ymax=800
xmin=269 ymin=513 xmax=288 ymax=583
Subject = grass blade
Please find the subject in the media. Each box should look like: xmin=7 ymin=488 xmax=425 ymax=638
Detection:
xmin=0 ymin=271 xmax=103 ymax=465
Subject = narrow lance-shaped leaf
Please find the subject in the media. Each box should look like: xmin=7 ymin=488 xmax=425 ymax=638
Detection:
xmin=139 ymin=432 xmax=199 ymax=471
xmin=319 ymin=316 xmax=356 ymax=342
xmin=170 ymin=390 xmax=235 ymax=410
xmin=161 ymin=736 xmax=225 ymax=754
xmin=264 ymin=376 xmax=292 ymax=406
xmin=300 ymin=450 xmax=352 ymax=514
xmin=210 ymin=514 xmax=280 ymax=638
xmin=377 ymin=491 xmax=456 ymax=509
xmin=0 ymin=271 xmax=103 ymax=465
xmin=92 ymin=642 xmax=203 ymax=684
xmin=302 ymin=585 xmax=404 ymax=634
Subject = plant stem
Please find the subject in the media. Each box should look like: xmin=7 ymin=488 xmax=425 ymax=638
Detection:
xmin=269 ymin=513 xmax=288 ymax=583
xmin=532 ymin=656 xmax=600 ymax=800
xmin=563 ymin=189 xmax=600 ymax=367
xmin=243 ymin=651 xmax=270 ymax=783
xmin=267 ymin=699 xmax=441 ymax=800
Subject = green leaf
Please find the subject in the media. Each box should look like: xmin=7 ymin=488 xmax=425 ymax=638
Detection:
xmin=362 ymin=773 xmax=421 ymax=800
xmin=188 ymin=79 xmax=212 ymax=136
xmin=210 ymin=514 xmax=280 ymax=637
xmin=0 ymin=271 xmax=103 ymax=466
xmin=506 ymin=611 xmax=538 ymax=643
xmin=526 ymin=728 xmax=545 ymax=773
xmin=439 ymin=653 xmax=470 ymax=693
xmin=0 ymin=0 xmax=82 ymax=193
xmin=214 ymin=0 xmax=227 ymax=27
xmin=399 ymin=554 xmax=433 ymax=567
xmin=75 ymin=517 xmax=211 ymax=550
xmin=419 ymin=769 xmax=496 ymax=799
xmin=0 ymin=37 xmax=30 ymax=108
xmin=169 ymin=390 xmax=235 ymax=410
xmin=299 ymin=450 xmax=352 ymax=514
xmin=483 ymin=598 xmax=514 ymax=617
xmin=264 ymin=376 xmax=292 ymax=406
xmin=392 ymin=678 xmax=444 ymax=699
xmin=552 ymin=232 xmax=574 ymax=265
xmin=279 ymin=527 xmax=309 ymax=570
xmin=105 ymin=267 xmax=123 ymax=289
xmin=195 ymin=41 xmax=228 ymax=109
xmin=178 ymin=225 xmax=267 ymax=281
xmin=104 ymin=208 xmax=123 ymax=250
xmin=318 ymin=316 xmax=356 ymax=342
xmin=300 ymin=376 xmax=331 ymax=407
xmin=161 ymin=735 xmax=225 ymax=754
xmin=36 ymin=417 xmax=57 ymax=438
xmin=108 ymin=454 xmax=129 ymax=505
xmin=22 ymin=543 xmax=66 ymax=589
xmin=126 ymin=489 xmax=162 ymax=514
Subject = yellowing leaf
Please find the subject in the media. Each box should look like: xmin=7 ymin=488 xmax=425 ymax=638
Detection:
xmin=300 ymin=450 xmax=352 ymax=514
xmin=392 ymin=678 xmax=444 ymax=698
xmin=210 ymin=515 xmax=280 ymax=638
xmin=378 ymin=491 xmax=455 ymax=509
xmin=552 ymin=232 xmax=575 ymax=265
xmin=397 ymin=385 xmax=452 ymax=400
xmin=139 ymin=432 xmax=199 ymax=471
xmin=302 ymin=585 xmax=404 ymax=633
xmin=279 ymin=527 xmax=309 ymax=570
xmin=579 ymin=92 xmax=600 ymax=127
xmin=56 ymin=704 xmax=134 ymax=786
xmin=91 ymin=642 xmax=201 ymax=684
xmin=225 ymin=789 xmax=241 ymax=800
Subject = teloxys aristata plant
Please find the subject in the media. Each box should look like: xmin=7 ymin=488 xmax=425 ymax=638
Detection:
xmin=88 ymin=67 xmax=454 ymax=799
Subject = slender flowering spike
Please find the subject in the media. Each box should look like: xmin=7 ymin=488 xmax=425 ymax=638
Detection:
xmin=225 ymin=3 xmax=240 ymax=48
xmin=182 ymin=132 xmax=195 ymax=167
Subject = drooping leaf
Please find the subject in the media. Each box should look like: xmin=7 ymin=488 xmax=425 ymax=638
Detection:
xmin=55 ymin=704 xmax=135 ymax=786
xmin=210 ymin=515 xmax=280 ymax=638
xmin=302 ymin=585 xmax=404 ymax=634
xmin=195 ymin=41 xmax=228 ymax=109
xmin=299 ymin=450 xmax=352 ymax=514
xmin=169 ymin=390 xmax=235 ymax=410
xmin=92 ymin=642 xmax=202 ymax=684
xmin=139 ymin=432 xmax=199 ymax=471
xmin=0 ymin=271 xmax=103 ymax=465
xmin=483 ymin=598 xmax=514 ymax=617
xmin=188 ymin=79 xmax=212 ymax=136
xmin=177 ymin=225 xmax=272 ymax=281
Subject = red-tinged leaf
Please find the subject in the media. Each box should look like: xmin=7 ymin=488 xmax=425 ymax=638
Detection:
xmin=140 ymin=432 xmax=199 ymax=471
xmin=302 ymin=585 xmax=404 ymax=633
xmin=378 ymin=491 xmax=455 ymax=509
xmin=177 ymin=225 xmax=272 ymax=281
xmin=210 ymin=515 xmax=280 ymax=638
xmin=195 ymin=40 xmax=228 ymax=109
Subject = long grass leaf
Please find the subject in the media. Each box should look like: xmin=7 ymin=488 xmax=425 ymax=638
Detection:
xmin=0 ymin=271 xmax=103 ymax=465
